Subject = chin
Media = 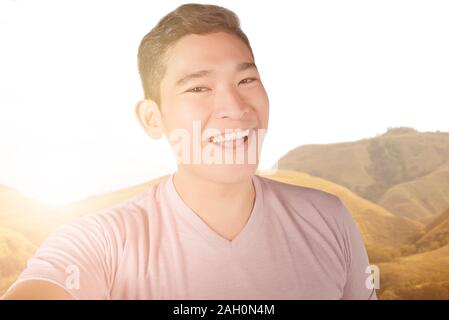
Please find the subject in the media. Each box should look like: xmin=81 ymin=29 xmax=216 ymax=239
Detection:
xmin=188 ymin=163 xmax=258 ymax=184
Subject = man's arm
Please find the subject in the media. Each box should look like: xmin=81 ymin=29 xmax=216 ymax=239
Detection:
xmin=336 ymin=198 xmax=378 ymax=300
xmin=1 ymin=280 xmax=72 ymax=300
xmin=2 ymin=213 xmax=114 ymax=300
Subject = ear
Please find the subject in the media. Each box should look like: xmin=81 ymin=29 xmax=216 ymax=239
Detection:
xmin=135 ymin=99 xmax=165 ymax=139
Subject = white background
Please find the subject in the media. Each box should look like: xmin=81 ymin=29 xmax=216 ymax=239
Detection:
xmin=1 ymin=0 xmax=448 ymax=205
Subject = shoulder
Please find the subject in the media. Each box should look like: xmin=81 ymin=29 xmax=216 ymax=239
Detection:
xmin=255 ymin=174 xmax=343 ymax=211
xmin=59 ymin=180 xmax=166 ymax=243
xmin=254 ymin=174 xmax=352 ymax=229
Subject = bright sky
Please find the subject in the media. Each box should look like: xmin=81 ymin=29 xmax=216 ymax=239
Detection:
xmin=1 ymin=0 xmax=448 ymax=205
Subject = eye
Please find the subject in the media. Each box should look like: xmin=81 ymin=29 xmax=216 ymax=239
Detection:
xmin=186 ymin=87 xmax=209 ymax=93
xmin=239 ymin=78 xmax=258 ymax=85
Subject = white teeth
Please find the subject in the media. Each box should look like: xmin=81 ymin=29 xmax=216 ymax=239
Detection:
xmin=211 ymin=129 xmax=250 ymax=144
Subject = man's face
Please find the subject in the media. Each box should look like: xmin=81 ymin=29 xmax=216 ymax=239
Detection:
xmin=158 ymin=31 xmax=269 ymax=183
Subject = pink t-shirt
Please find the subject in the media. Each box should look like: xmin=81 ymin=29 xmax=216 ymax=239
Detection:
xmin=7 ymin=173 xmax=377 ymax=300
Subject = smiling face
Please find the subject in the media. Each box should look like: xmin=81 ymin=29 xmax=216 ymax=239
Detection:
xmin=137 ymin=31 xmax=269 ymax=184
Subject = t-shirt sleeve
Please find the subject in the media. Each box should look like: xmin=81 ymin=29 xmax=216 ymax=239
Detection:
xmin=5 ymin=213 xmax=113 ymax=300
xmin=336 ymin=198 xmax=378 ymax=300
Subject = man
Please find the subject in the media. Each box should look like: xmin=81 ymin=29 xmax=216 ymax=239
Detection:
xmin=2 ymin=3 xmax=376 ymax=300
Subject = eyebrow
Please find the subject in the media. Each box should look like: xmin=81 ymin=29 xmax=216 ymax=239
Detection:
xmin=175 ymin=61 xmax=258 ymax=87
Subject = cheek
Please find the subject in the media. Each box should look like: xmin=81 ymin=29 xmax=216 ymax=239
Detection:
xmin=182 ymin=98 xmax=211 ymax=118
xmin=247 ymin=86 xmax=269 ymax=126
xmin=164 ymin=99 xmax=211 ymax=135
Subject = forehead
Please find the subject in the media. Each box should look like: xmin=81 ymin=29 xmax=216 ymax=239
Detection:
xmin=162 ymin=32 xmax=254 ymax=81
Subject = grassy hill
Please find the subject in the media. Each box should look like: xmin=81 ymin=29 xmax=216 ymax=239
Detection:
xmin=415 ymin=206 xmax=449 ymax=252
xmin=378 ymin=243 xmax=449 ymax=299
xmin=277 ymin=128 xmax=449 ymax=223
xmin=378 ymin=160 xmax=449 ymax=222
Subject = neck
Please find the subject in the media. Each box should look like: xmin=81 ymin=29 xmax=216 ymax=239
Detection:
xmin=172 ymin=168 xmax=256 ymax=241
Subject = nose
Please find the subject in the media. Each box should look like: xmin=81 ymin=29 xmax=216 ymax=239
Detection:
xmin=215 ymin=84 xmax=250 ymax=120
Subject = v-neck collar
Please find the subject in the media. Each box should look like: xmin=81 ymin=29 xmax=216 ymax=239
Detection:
xmin=164 ymin=172 xmax=265 ymax=251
